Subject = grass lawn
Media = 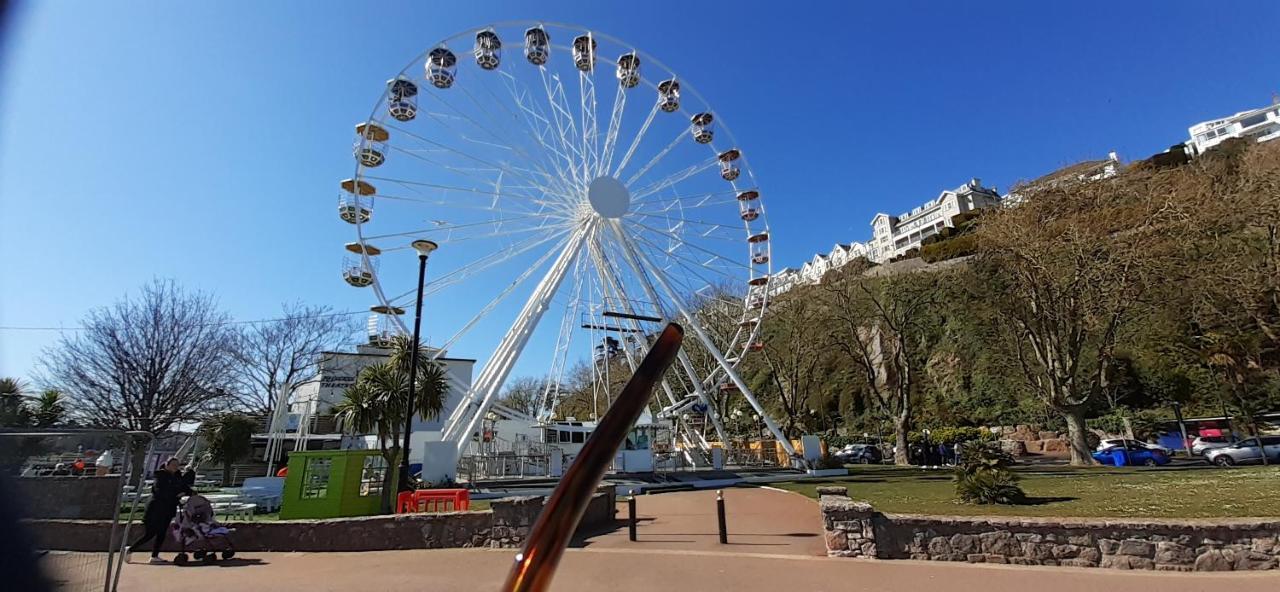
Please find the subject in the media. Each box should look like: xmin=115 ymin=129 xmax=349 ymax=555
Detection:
xmin=771 ymin=464 xmax=1280 ymax=518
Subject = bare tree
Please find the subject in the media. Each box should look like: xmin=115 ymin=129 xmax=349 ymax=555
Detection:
xmin=976 ymin=166 xmax=1175 ymax=465
xmin=230 ymin=302 xmax=357 ymax=414
xmin=40 ymin=279 xmax=237 ymax=437
xmin=756 ymin=292 xmax=827 ymax=439
xmin=823 ymin=264 xmax=949 ymax=465
xmin=499 ymin=376 xmax=545 ymax=418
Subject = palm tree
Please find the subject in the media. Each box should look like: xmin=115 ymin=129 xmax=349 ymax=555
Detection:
xmin=1 ymin=377 xmax=32 ymax=427
xmin=201 ymin=413 xmax=258 ymax=485
xmin=32 ymin=389 xmax=67 ymax=427
xmin=334 ymin=336 xmax=449 ymax=512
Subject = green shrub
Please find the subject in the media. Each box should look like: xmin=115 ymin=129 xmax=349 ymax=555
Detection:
xmin=908 ymin=426 xmax=993 ymax=445
xmin=953 ymin=441 xmax=1025 ymax=505
xmin=921 ymin=233 xmax=979 ymax=263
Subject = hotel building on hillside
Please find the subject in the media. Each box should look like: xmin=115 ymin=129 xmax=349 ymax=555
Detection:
xmin=1187 ymin=102 xmax=1280 ymax=156
xmin=867 ymin=178 xmax=1001 ymax=263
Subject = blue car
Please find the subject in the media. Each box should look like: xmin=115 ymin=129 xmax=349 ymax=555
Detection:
xmin=1092 ymin=442 xmax=1171 ymax=467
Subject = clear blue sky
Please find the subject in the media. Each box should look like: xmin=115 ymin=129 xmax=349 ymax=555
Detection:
xmin=2 ymin=1 xmax=1277 ymax=384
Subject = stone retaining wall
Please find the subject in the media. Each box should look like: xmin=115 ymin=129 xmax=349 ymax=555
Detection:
xmin=26 ymin=488 xmax=615 ymax=552
xmin=818 ymin=486 xmax=1280 ymax=572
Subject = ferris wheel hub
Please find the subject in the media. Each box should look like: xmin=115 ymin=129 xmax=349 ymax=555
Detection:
xmin=587 ymin=175 xmax=631 ymax=219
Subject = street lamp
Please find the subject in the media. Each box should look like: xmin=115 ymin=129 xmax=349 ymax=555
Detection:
xmin=399 ymin=239 xmax=438 ymax=493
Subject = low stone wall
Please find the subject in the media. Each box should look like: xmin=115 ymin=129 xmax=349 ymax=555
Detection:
xmin=16 ymin=476 xmax=122 ymax=520
xmin=26 ymin=488 xmax=616 ymax=552
xmin=818 ymin=486 xmax=1280 ymax=572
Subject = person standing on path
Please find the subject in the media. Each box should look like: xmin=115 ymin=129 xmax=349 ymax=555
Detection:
xmin=128 ymin=458 xmax=193 ymax=564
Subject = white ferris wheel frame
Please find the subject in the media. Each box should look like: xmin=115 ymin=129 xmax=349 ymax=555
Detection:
xmin=342 ymin=21 xmax=797 ymax=460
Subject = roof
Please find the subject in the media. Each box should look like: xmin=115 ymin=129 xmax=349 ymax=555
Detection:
xmin=1023 ymin=158 xmax=1115 ymax=188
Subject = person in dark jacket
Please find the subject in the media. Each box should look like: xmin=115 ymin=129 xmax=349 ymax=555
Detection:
xmin=128 ymin=458 xmax=193 ymax=563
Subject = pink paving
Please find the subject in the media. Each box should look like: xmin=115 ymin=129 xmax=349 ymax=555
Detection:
xmin=581 ymin=486 xmax=825 ymax=555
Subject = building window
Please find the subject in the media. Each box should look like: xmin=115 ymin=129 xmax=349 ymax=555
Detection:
xmin=301 ymin=457 xmax=332 ymax=500
xmin=1240 ymin=114 xmax=1268 ymax=128
xmin=358 ymin=455 xmax=388 ymax=497
xmin=571 ymin=431 xmax=586 ymax=444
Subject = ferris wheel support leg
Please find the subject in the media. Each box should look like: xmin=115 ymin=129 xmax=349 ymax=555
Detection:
xmin=586 ymin=237 xmax=707 ymax=463
xmin=613 ymin=224 xmax=797 ymax=458
xmin=443 ymin=224 xmax=590 ymax=458
xmin=601 ymin=222 xmax=732 ymax=449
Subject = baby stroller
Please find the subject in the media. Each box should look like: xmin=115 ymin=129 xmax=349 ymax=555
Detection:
xmin=170 ymin=494 xmax=236 ymax=565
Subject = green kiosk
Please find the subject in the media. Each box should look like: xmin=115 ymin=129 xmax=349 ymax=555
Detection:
xmin=280 ymin=450 xmax=398 ymax=519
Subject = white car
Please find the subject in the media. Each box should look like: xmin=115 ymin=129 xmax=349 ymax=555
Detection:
xmin=1096 ymin=439 xmax=1171 ymax=455
xmin=1190 ymin=435 xmax=1232 ymax=456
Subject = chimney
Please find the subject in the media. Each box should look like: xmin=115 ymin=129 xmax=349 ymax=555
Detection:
xmin=969 ymin=177 xmax=981 ymax=188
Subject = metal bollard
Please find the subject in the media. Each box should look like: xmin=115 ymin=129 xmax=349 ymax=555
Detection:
xmin=716 ymin=490 xmax=727 ymax=544
xmin=628 ymin=489 xmax=637 ymax=542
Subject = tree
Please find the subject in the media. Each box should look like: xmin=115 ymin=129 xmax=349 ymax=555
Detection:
xmin=755 ymin=293 xmax=828 ymax=439
xmin=334 ymin=336 xmax=449 ymax=512
xmin=230 ymin=302 xmax=357 ymax=414
xmin=1 ymin=377 xmax=32 ymax=428
xmin=39 ymin=279 xmax=237 ymax=467
xmin=30 ymin=389 xmax=67 ymax=428
xmin=823 ymin=264 xmax=950 ymax=464
xmin=498 ymin=376 xmax=546 ymax=418
xmin=201 ymin=413 xmax=257 ymax=485
xmin=976 ymin=166 xmax=1175 ymax=465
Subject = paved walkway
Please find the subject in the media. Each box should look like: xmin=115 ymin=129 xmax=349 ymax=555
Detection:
xmin=581 ymin=486 xmax=825 ymax=555
xmin=46 ymin=548 xmax=1280 ymax=592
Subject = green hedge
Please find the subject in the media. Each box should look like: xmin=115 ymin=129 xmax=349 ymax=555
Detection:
xmin=921 ymin=233 xmax=979 ymax=263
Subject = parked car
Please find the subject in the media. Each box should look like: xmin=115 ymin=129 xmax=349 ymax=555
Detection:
xmin=1092 ymin=442 xmax=1171 ymax=467
xmin=1203 ymin=436 xmax=1280 ymax=466
xmin=1096 ymin=439 xmax=1171 ymax=455
xmin=834 ymin=444 xmax=883 ymax=464
xmin=1190 ymin=435 xmax=1232 ymax=456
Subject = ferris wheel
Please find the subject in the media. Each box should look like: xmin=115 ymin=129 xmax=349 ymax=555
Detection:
xmin=338 ymin=21 xmax=796 ymax=462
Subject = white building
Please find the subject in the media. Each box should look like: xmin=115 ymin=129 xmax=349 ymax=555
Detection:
xmin=1187 ymin=102 xmax=1280 ymax=156
xmin=867 ymin=178 xmax=1001 ymax=262
xmin=290 ymin=344 xmax=476 ymax=434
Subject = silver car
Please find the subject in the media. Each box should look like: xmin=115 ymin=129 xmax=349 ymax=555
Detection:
xmin=1190 ymin=435 xmax=1232 ymax=456
xmin=1203 ymin=436 xmax=1280 ymax=466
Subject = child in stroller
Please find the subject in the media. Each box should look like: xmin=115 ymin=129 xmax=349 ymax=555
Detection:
xmin=170 ymin=493 xmax=235 ymax=565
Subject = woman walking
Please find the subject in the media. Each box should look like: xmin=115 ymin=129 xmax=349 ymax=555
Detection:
xmin=128 ymin=458 xmax=193 ymax=564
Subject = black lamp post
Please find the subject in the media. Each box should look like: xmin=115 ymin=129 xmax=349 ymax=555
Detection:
xmin=399 ymin=238 xmax=438 ymax=493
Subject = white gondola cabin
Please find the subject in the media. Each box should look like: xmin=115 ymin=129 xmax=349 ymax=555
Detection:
xmin=572 ymin=35 xmax=596 ymax=71
xmin=387 ymin=77 xmax=418 ymax=122
xmin=366 ymin=314 xmax=398 ymax=349
xmin=748 ymin=341 xmax=765 ymax=352
xmin=474 ymin=30 xmax=501 ymax=70
xmin=342 ymin=256 xmax=376 ymax=287
xmin=718 ymin=148 xmax=740 ymax=181
xmin=524 ymin=27 xmax=550 ymax=65
xmin=616 ymin=53 xmax=640 ymax=88
xmin=344 ymin=241 xmax=382 ymax=256
xmin=427 ymin=47 xmax=457 ymax=89
xmin=737 ymin=189 xmax=760 ymax=221
xmin=339 ymin=178 xmax=375 ymax=224
xmin=657 ymin=79 xmax=680 ymax=112
xmin=354 ymin=122 xmax=388 ymax=168
xmin=748 ymin=232 xmax=770 ymax=264
xmin=690 ymin=112 xmax=714 ymax=144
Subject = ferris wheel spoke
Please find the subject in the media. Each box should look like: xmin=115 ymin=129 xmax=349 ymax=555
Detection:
xmin=629 ymin=211 xmax=745 ymax=233
xmin=362 ymin=175 xmax=573 ymax=216
xmin=421 ymin=226 xmax=573 ymax=298
xmin=623 ymin=128 xmax=685 ymax=187
xmin=536 ymin=66 xmax=587 ymax=182
xmin=629 ymin=158 xmax=719 ymax=199
xmin=382 ymin=122 xmax=574 ymax=203
xmin=498 ymin=72 xmax=581 ymax=194
xmin=628 ymin=227 xmax=746 ymax=287
xmin=598 ymin=85 xmax=627 ymax=177
xmin=430 ymin=227 xmax=576 ymax=362
xmin=380 ymin=147 xmax=575 ymax=211
xmin=360 ymin=213 xmax=552 ymax=242
xmin=462 ymin=80 xmax=581 ymax=200
xmin=611 ymin=102 xmax=660 ymax=178
xmin=628 ymin=219 xmax=758 ymax=273
xmin=578 ymin=68 xmax=600 ymax=185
